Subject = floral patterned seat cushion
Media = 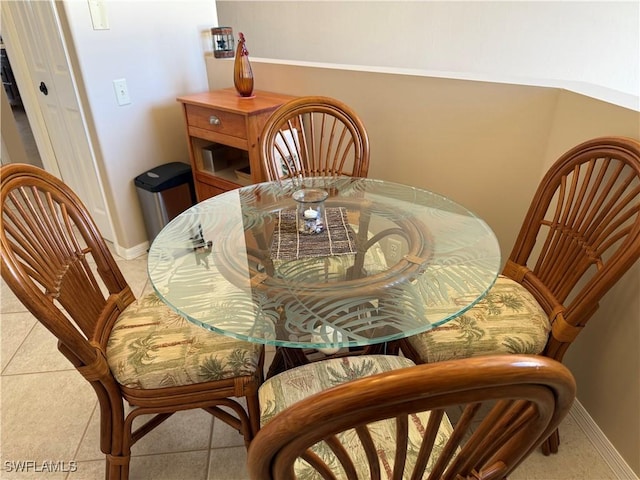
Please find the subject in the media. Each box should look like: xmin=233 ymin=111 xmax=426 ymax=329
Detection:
xmin=259 ymin=355 xmax=455 ymax=479
xmin=106 ymin=293 xmax=263 ymax=389
xmin=406 ymin=275 xmax=551 ymax=363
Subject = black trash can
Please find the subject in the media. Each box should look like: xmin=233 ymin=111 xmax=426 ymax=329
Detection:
xmin=134 ymin=162 xmax=196 ymax=243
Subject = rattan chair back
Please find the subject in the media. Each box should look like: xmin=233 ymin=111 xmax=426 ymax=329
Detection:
xmin=260 ymin=96 xmax=370 ymax=181
xmin=247 ymin=355 xmax=576 ymax=480
xmin=0 ymin=163 xmax=263 ymax=480
xmin=505 ymin=137 xmax=640 ymax=362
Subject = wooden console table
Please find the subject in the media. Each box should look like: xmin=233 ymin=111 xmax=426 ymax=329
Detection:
xmin=177 ymin=88 xmax=297 ymax=200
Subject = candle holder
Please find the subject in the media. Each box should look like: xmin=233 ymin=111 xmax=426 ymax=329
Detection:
xmin=211 ymin=27 xmax=234 ymax=58
xmin=293 ymin=188 xmax=328 ymax=234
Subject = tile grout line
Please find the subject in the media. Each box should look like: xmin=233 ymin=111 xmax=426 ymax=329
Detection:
xmin=205 ymin=416 xmax=215 ymax=479
xmin=0 ymin=318 xmax=38 ymax=377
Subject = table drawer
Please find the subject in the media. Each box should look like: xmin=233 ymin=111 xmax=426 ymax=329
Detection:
xmin=185 ymin=104 xmax=246 ymax=139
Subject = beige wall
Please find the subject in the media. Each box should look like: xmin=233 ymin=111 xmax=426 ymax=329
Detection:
xmin=207 ymin=59 xmax=559 ymax=261
xmin=207 ymin=58 xmax=639 ymax=473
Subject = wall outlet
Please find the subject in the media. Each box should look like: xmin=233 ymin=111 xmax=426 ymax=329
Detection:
xmin=387 ymin=238 xmax=402 ymax=263
xmin=113 ymin=78 xmax=131 ymax=106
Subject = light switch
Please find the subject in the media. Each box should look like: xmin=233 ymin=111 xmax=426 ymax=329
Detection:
xmin=113 ymin=79 xmax=131 ymax=106
xmin=88 ymin=0 xmax=109 ymax=30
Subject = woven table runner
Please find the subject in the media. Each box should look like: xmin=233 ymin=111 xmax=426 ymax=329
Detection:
xmin=271 ymin=207 xmax=357 ymax=261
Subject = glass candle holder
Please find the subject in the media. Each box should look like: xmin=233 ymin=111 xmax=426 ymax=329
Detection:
xmin=292 ymin=188 xmax=328 ymax=234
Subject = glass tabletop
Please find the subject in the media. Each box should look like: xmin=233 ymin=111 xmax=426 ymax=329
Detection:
xmin=148 ymin=177 xmax=501 ymax=348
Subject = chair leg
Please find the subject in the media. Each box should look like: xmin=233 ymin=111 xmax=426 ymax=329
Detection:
xmin=99 ymin=398 xmax=131 ymax=480
xmin=266 ymin=348 xmax=286 ymax=378
xmin=384 ymin=340 xmax=401 ymax=355
xmin=396 ymin=338 xmax=424 ymax=364
xmin=105 ymin=453 xmax=131 ymax=480
xmin=267 ymin=347 xmax=311 ymax=377
xmin=246 ymin=392 xmax=262 ymax=439
xmin=541 ymin=428 xmax=561 ymax=455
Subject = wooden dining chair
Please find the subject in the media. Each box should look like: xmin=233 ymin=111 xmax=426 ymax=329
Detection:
xmin=398 ymin=135 xmax=640 ymax=454
xmin=259 ymin=96 xmax=381 ymax=375
xmin=0 ymin=163 xmax=265 ymax=480
xmin=248 ymin=354 xmax=576 ymax=480
xmin=259 ymin=95 xmax=370 ymax=181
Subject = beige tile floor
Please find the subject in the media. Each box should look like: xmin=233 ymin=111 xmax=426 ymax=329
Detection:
xmin=1 ymin=250 xmax=620 ymax=480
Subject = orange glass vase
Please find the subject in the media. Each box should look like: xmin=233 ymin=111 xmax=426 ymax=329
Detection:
xmin=233 ymin=32 xmax=254 ymax=97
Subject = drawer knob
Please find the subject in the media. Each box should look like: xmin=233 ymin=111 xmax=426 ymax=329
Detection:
xmin=209 ymin=115 xmax=221 ymax=126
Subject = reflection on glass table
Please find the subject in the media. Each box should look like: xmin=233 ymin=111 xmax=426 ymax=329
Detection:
xmin=148 ymin=177 xmax=501 ymax=375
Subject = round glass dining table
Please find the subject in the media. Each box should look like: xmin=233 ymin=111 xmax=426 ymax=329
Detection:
xmin=148 ymin=177 xmax=501 ymax=359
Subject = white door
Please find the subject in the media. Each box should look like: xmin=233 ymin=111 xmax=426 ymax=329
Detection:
xmin=2 ymin=1 xmax=115 ymax=242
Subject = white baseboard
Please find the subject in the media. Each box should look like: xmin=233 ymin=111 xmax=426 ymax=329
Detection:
xmin=570 ymin=400 xmax=639 ymax=479
xmin=112 ymin=240 xmax=149 ymax=260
